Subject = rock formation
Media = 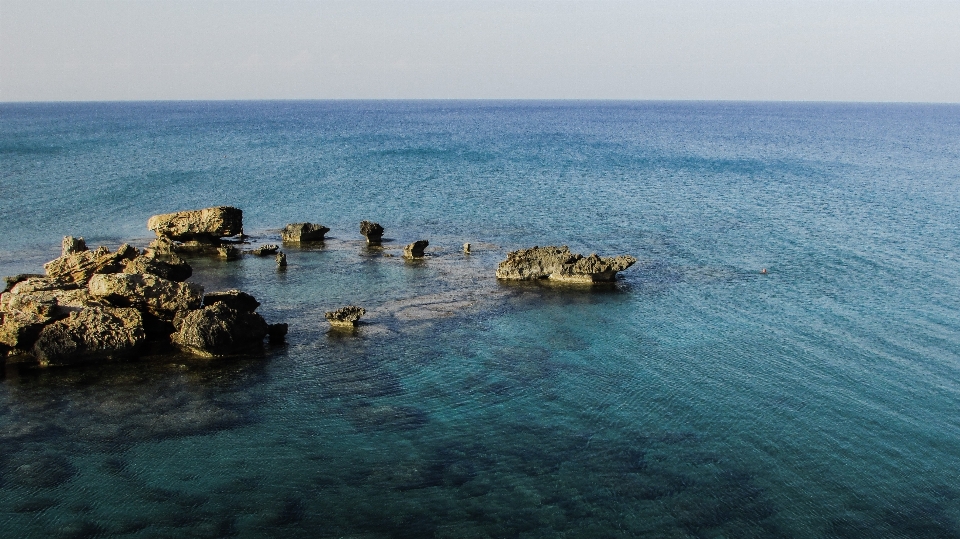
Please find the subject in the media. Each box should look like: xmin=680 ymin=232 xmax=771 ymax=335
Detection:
xmin=403 ymin=240 xmax=429 ymax=259
xmin=281 ymin=223 xmax=329 ymax=243
xmin=360 ymin=221 xmax=384 ymax=244
xmin=325 ymin=306 xmax=366 ymax=328
xmin=245 ymin=244 xmax=279 ymax=256
xmin=61 ymin=236 xmax=87 ymax=256
xmin=276 ymin=252 xmax=287 ymax=268
xmin=217 ymin=246 xmax=240 ymax=260
xmin=147 ymin=206 xmax=243 ymax=242
xmin=2 ymin=233 xmax=285 ymax=367
xmin=495 ymin=246 xmax=637 ymax=283
xmin=463 ymin=243 xmax=471 ymax=254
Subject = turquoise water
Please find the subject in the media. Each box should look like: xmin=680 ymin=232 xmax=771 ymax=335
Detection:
xmin=2 ymin=101 xmax=960 ymax=537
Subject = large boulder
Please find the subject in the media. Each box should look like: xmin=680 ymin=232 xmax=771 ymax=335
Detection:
xmin=0 ymin=310 xmax=48 ymax=353
xmin=31 ymin=307 xmax=145 ymax=367
xmin=360 ymin=221 xmax=384 ymax=244
xmin=147 ymin=206 xmax=243 ymax=241
xmin=203 ymin=290 xmax=260 ymax=313
xmin=281 ymin=223 xmax=329 ymax=243
xmin=495 ymin=246 xmax=636 ymax=283
xmin=87 ymin=273 xmax=203 ymax=321
xmin=43 ymin=244 xmax=140 ymax=286
xmin=403 ymin=240 xmax=429 ymax=259
xmin=170 ymin=303 xmax=269 ymax=357
xmin=123 ymin=253 xmax=192 ymax=282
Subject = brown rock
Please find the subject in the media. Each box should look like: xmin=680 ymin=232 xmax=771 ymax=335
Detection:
xmin=87 ymin=273 xmax=203 ymax=321
xmin=325 ymin=306 xmax=365 ymax=328
xmin=403 ymin=240 xmax=429 ymax=259
xmin=170 ymin=303 xmax=269 ymax=358
xmin=360 ymin=221 xmax=384 ymax=244
xmin=123 ymin=253 xmax=193 ymax=282
xmin=147 ymin=206 xmax=243 ymax=241
xmin=61 ymin=236 xmax=88 ymax=256
xmin=32 ymin=307 xmax=145 ymax=367
xmin=281 ymin=223 xmax=329 ymax=243
xmin=495 ymin=245 xmax=637 ymax=283
xmin=44 ymin=244 xmax=140 ymax=286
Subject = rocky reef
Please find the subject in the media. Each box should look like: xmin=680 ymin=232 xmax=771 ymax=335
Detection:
xmin=1 ymin=234 xmax=284 ymax=367
xmin=495 ymin=246 xmax=637 ymax=283
xmin=281 ymin=223 xmax=330 ymax=243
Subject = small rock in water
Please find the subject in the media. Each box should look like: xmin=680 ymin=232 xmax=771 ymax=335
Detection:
xmin=463 ymin=242 xmax=471 ymax=254
xmin=281 ymin=223 xmax=330 ymax=242
xmin=325 ymin=306 xmax=366 ymax=328
xmin=360 ymin=220 xmax=384 ymax=244
xmin=403 ymin=240 xmax=429 ymax=259
xmin=217 ymin=246 xmax=240 ymax=260
xmin=496 ymin=245 xmax=637 ymax=283
xmin=245 ymin=244 xmax=279 ymax=256
xmin=276 ymin=252 xmax=287 ymax=268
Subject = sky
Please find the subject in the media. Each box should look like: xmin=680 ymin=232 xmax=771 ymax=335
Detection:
xmin=1 ymin=0 xmax=959 ymax=102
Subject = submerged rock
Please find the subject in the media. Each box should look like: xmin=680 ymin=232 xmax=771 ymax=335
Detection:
xmin=281 ymin=223 xmax=330 ymax=243
xmin=360 ymin=221 xmax=384 ymax=244
xmin=170 ymin=303 xmax=269 ymax=357
xmin=147 ymin=206 xmax=243 ymax=242
xmin=32 ymin=307 xmax=146 ymax=367
xmin=403 ymin=240 xmax=429 ymax=259
xmin=495 ymin=246 xmax=637 ymax=283
xmin=203 ymin=290 xmax=260 ymax=313
xmin=325 ymin=306 xmax=366 ymax=328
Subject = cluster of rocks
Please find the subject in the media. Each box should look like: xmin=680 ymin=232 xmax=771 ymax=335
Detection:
xmin=0 ymin=231 xmax=285 ymax=368
xmin=495 ymin=246 xmax=637 ymax=283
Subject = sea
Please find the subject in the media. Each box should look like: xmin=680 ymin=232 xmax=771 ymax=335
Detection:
xmin=2 ymin=100 xmax=960 ymax=538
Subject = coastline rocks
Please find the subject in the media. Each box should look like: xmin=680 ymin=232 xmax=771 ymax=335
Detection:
xmin=217 ymin=246 xmax=240 ymax=260
xmin=44 ymin=244 xmax=140 ymax=286
xmin=61 ymin=236 xmax=87 ymax=256
xmin=276 ymin=252 xmax=287 ymax=268
xmin=32 ymin=307 xmax=145 ymax=367
xmin=87 ymin=273 xmax=204 ymax=321
xmin=170 ymin=303 xmax=269 ymax=358
xmin=123 ymin=253 xmax=192 ymax=282
xmin=147 ymin=206 xmax=243 ymax=242
xmin=325 ymin=306 xmax=366 ymax=328
xmin=495 ymin=246 xmax=637 ymax=283
xmin=203 ymin=290 xmax=260 ymax=313
xmin=281 ymin=223 xmax=329 ymax=243
xmin=245 ymin=244 xmax=279 ymax=256
xmin=403 ymin=240 xmax=429 ymax=259
xmin=360 ymin=221 xmax=384 ymax=244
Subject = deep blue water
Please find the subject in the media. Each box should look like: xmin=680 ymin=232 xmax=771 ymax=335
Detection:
xmin=2 ymin=100 xmax=960 ymax=538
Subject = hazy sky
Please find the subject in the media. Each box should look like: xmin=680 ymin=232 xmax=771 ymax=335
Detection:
xmin=2 ymin=0 xmax=959 ymax=102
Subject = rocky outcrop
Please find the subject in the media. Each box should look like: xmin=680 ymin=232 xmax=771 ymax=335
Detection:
xmin=245 ymin=244 xmax=279 ymax=256
xmin=88 ymin=273 xmax=203 ymax=321
xmin=276 ymin=252 xmax=287 ymax=268
xmin=4 ymin=274 xmax=46 ymax=293
xmin=203 ymin=290 xmax=260 ymax=313
xmin=325 ymin=306 xmax=366 ymax=328
xmin=281 ymin=223 xmax=329 ymax=243
xmin=61 ymin=236 xmax=87 ymax=256
xmin=360 ymin=221 xmax=384 ymax=244
xmin=32 ymin=307 xmax=145 ymax=367
xmin=43 ymin=244 xmax=140 ymax=286
xmin=170 ymin=303 xmax=269 ymax=358
xmin=147 ymin=206 xmax=243 ymax=242
xmin=403 ymin=240 xmax=429 ymax=259
xmin=123 ymin=253 xmax=192 ymax=282
xmin=495 ymin=246 xmax=637 ymax=283
xmin=217 ymin=246 xmax=240 ymax=260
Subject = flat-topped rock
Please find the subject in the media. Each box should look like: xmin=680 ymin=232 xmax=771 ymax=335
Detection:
xmin=147 ymin=206 xmax=243 ymax=241
xmin=496 ymin=245 xmax=637 ymax=283
xmin=360 ymin=221 xmax=384 ymax=244
xmin=325 ymin=306 xmax=366 ymax=328
xmin=403 ymin=240 xmax=429 ymax=259
xmin=281 ymin=223 xmax=329 ymax=243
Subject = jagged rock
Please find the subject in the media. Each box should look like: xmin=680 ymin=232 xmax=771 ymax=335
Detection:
xmin=217 ymin=246 xmax=240 ymax=260
xmin=4 ymin=274 xmax=46 ymax=293
xmin=1 ymin=282 xmax=106 ymax=325
xmin=325 ymin=306 xmax=365 ymax=328
xmin=403 ymin=240 xmax=429 ymax=259
xmin=495 ymin=246 xmax=637 ymax=283
xmin=32 ymin=307 xmax=145 ymax=367
xmin=170 ymin=303 xmax=269 ymax=358
xmin=43 ymin=244 xmax=140 ymax=286
xmin=463 ymin=243 xmax=471 ymax=254
xmin=87 ymin=273 xmax=203 ymax=321
xmin=61 ymin=236 xmax=88 ymax=256
xmin=203 ymin=290 xmax=260 ymax=313
xmin=281 ymin=223 xmax=329 ymax=243
xmin=268 ymin=323 xmax=288 ymax=343
xmin=360 ymin=221 xmax=384 ymax=244
xmin=276 ymin=252 xmax=287 ymax=268
xmin=123 ymin=253 xmax=192 ymax=282
xmin=0 ymin=310 xmax=47 ymax=353
xmin=148 ymin=236 xmax=175 ymax=255
xmin=245 ymin=244 xmax=279 ymax=256
xmin=147 ymin=206 xmax=243 ymax=241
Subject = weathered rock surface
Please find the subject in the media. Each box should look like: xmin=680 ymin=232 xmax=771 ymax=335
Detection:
xmin=147 ymin=206 xmax=243 ymax=241
xmin=61 ymin=236 xmax=88 ymax=256
xmin=495 ymin=246 xmax=637 ymax=283
xmin=203 ymin=290 xmax=260 ymax=313
xmin=170 ymin=303 xmax=269 ymax=357
xmin=123 ymin=253 xmax=192 ymax=282
xmin=44 ymin=244 xmax=140 ymax=286
xmin=217 ymin=246 xmax=240 ymax=260
xmin=325 ymin=306 xmax=366 ymax=328
xmin=32 ymin=307 xmax=145 ymax=367
xmin=4 ymin=274 xmax=46 ymax=293
xmin=360 ymin=221 xmax=384 ymax=244
xmin=281 ymin=223 xmax=329 ymax=243
xmin=276 ymin=252 xmax=287 ymax=268
xmin=403 ymin=240 xmax=429 ymax=259
xmin=88 ymin=273 xmax=203 ymax=321
xmin=245 ymin=244 xmax=279 ymax=256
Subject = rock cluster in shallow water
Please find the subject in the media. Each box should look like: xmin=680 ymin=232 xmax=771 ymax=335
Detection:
xmin=495 ymin=245 xmax=637 ymax=283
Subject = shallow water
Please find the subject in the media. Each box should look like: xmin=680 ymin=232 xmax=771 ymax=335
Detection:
xmin=2 ymin=101 xmax=960 ymax=537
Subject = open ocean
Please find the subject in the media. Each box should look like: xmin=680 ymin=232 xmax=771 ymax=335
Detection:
xmin=2 ymin=100 xmax=960 ymax=538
